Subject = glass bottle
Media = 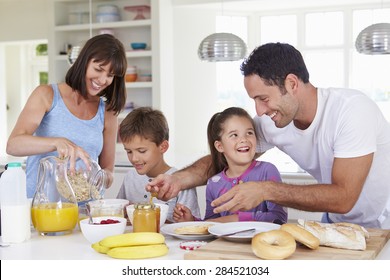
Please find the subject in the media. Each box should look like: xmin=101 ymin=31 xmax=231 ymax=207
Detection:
xmin=31 ymin=156 xmax=78 ymax=236
xmin=132 ymin=203 xmax=158 ymax=232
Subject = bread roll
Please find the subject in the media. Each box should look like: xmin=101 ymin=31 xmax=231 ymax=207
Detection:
xmin=297 ymin=219 xmax=368 ymax=250
xmin=251 ymin=230 xmax=296 ymax=260
xmin=280 ymin=223 xmax=320 ymax=249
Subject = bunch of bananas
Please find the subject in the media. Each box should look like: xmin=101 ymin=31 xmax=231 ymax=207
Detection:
xmin=92 ymin=232 xmax=169 ymax=259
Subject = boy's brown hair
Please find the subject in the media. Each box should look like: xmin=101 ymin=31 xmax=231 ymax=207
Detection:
xmin=119 ymin=107 xmax=169 ymax=145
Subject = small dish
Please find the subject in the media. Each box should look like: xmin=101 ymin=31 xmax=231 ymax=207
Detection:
xmin=208 ymin=221 xmax=280 ymax=242
xmin=88 ymin=199 xmax=129 ymax=217
xmin=80 ymin=216 xmax=127 ymax=243
xmin=160 ymin=221 xmax=219 ymax=240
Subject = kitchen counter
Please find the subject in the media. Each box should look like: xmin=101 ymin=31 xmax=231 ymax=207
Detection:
xmin=1 ymin=226 xmax=389 ymax=260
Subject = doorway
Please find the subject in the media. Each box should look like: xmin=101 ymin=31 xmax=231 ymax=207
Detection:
xmin=0 ymin=40 xmax=48 ymax=157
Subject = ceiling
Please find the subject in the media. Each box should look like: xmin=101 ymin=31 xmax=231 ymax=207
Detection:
xmin=172 ymin=0 xmax=384 ymax=11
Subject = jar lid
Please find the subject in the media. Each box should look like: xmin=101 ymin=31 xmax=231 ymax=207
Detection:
xmin=179 ymin=240 xmax=207 ymax=251
xmin=7 ymin=162 xmax=22 ymax=167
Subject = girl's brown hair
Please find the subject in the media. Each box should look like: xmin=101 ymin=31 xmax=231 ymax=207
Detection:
xmin=207 ymin=107 xmax=256 ymax=177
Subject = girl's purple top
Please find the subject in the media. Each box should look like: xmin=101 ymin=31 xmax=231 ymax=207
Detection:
xmin=204 ymin=160 xmax=287 ymax=223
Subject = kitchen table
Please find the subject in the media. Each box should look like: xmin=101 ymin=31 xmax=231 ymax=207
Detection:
xmin=1 ymin=225 xmax=390 ymax=260
xmin=0 ymin=225 xmax=186 ymax=260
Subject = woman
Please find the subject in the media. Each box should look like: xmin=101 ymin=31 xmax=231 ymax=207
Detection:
xmin=6 ymin=34 xmax=127 ymax=198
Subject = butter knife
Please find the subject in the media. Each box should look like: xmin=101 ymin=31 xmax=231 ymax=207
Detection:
xmin=216 ymin=228 xmax=256 ymax=237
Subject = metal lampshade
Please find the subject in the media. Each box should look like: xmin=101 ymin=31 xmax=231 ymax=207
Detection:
xmin=198 ymin=32 xmax=247 ymax=62
xmin=355 ymin=23 xmax=390 ymax=55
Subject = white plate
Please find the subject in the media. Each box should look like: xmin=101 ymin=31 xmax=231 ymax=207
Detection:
xmin=161 ymin=221 xmax=219 ymax=240
xmin=208 ymin=221 xmax=280 ymax=242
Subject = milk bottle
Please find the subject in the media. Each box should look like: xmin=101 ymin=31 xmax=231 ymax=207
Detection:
xmin=0 ymin=162 xmax=31 ymax=243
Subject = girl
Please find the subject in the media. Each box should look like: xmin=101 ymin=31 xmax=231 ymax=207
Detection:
xmin=173 ymin=107 xmax=287 ymax=224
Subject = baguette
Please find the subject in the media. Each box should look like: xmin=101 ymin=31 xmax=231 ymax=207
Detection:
xmin=297 ymin=219 xmax=368 ymax=250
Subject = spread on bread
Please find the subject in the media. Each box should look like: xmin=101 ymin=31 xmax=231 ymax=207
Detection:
xmin=297 ymin=219 xmax=369 ymax=250
xmin=174 ymin=224 xmax=213 ymax=235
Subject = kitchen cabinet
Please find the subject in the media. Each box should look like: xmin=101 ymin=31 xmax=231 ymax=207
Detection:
xmin=49 ymin=0 xmax=174 ymax=163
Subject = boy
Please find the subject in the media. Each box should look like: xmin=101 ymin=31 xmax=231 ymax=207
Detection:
xmin=117 ymin=107 xmax=200 ymax=222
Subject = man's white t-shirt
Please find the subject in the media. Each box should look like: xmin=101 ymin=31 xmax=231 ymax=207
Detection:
xmin=255 ymin=87 xmax=390 ymax=228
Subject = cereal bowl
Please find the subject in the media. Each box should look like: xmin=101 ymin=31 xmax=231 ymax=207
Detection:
xmin=126 ymin=203 xmax=169 ymax=227
xmin=88 ymin=199 xmax=129 ymax=217
xmin=80 ymin=216 xmax=127 ymax=243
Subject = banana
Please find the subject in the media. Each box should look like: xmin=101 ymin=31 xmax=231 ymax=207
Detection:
xmin=91 ymin=242 xmax=110 ymax=254
xmin=99 ymin=232 xmax=165 ymax=248
xmin=107 ymin=244 xmax=169 ymax=259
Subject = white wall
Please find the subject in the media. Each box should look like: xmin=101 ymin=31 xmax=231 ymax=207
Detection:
xmin=171 ymin=7 xmax=218 ymax=168
xmin=0 ymin=0 xmax=49 ymax=42
xmin=0 ymin=0 xmax=50 ymax=157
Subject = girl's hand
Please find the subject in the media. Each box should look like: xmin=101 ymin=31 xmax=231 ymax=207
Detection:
xmin=173 ymin=203 xmax=194 ymax=222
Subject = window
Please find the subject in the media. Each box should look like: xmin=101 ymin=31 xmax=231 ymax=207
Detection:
xmin=260 ymin=15 xmax=297 ymax=45
xmin=215 ymin=16 xmax=254 ymax=116
xmin=216 ymin=6 xmax=390 ymax=173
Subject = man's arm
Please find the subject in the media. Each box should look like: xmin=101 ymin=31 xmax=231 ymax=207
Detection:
xmin=146 ymin=155 xmax=212 ymax=201
xmin=212 ymin=154 xmax=373 ymax=214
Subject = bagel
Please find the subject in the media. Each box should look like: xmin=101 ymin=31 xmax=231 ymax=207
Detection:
xmin=280 ymin=223 xmax=320 ymax=249
xmin=251 ymin=230 xmax=296 ymax=260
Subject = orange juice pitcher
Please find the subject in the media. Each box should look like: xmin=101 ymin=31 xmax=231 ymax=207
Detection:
xmin=31 ymin=156 xmax=78 ymax=236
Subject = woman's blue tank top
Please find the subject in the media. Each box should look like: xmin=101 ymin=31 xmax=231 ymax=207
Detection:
xmin=26 ymin=84 xmax=105 ymax=198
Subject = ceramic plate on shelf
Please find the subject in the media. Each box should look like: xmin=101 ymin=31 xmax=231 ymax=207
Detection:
xmin=161 ymin=221 xmax=219 ymax=240
xmin=208 ymin=221 xmax=280 ymax=242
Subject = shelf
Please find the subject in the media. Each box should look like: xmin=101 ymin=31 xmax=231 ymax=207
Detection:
xmin=55 ymin=50 xmax=152 ymax=61
xmin=50 ymin=0 xmax=156 ymax=114
xmin=54 ymin=19 xmax=152 ymax=31
xmin=125 ymin=82 xmax=152 ymax=88
xmin=126 ymin=50 xmax=152 ymax=58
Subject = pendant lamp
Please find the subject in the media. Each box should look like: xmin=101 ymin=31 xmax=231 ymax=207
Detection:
xmin=198 ymin=32 xmax=247 ymax=62
xmin=355 ymin=23 xmax=390 ymax=55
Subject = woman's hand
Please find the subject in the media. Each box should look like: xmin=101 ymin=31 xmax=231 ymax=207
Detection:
xmin=54 ymin=137 xmax=91 ymax=173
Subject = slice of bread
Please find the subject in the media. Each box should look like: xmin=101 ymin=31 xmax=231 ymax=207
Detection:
xmin=174 ymin=224 xmax=213 ymax=235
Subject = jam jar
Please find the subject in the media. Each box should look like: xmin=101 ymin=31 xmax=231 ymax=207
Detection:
xmin=133 ymin=203 xmax=160 ymax=233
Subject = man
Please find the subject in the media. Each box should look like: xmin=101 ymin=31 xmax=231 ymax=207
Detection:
xmin=148 ymin=43 xmax=390 ymax=229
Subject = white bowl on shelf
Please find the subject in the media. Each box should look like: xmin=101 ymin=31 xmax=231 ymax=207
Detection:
xmin=96 ymin=13 xmax=120 ymax=23
xmin=97 ymin=4 xmax=119 ymax=14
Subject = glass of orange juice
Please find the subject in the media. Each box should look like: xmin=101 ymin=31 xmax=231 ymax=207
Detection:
xmin=31 ymin=156 xmax=79 ymax=236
